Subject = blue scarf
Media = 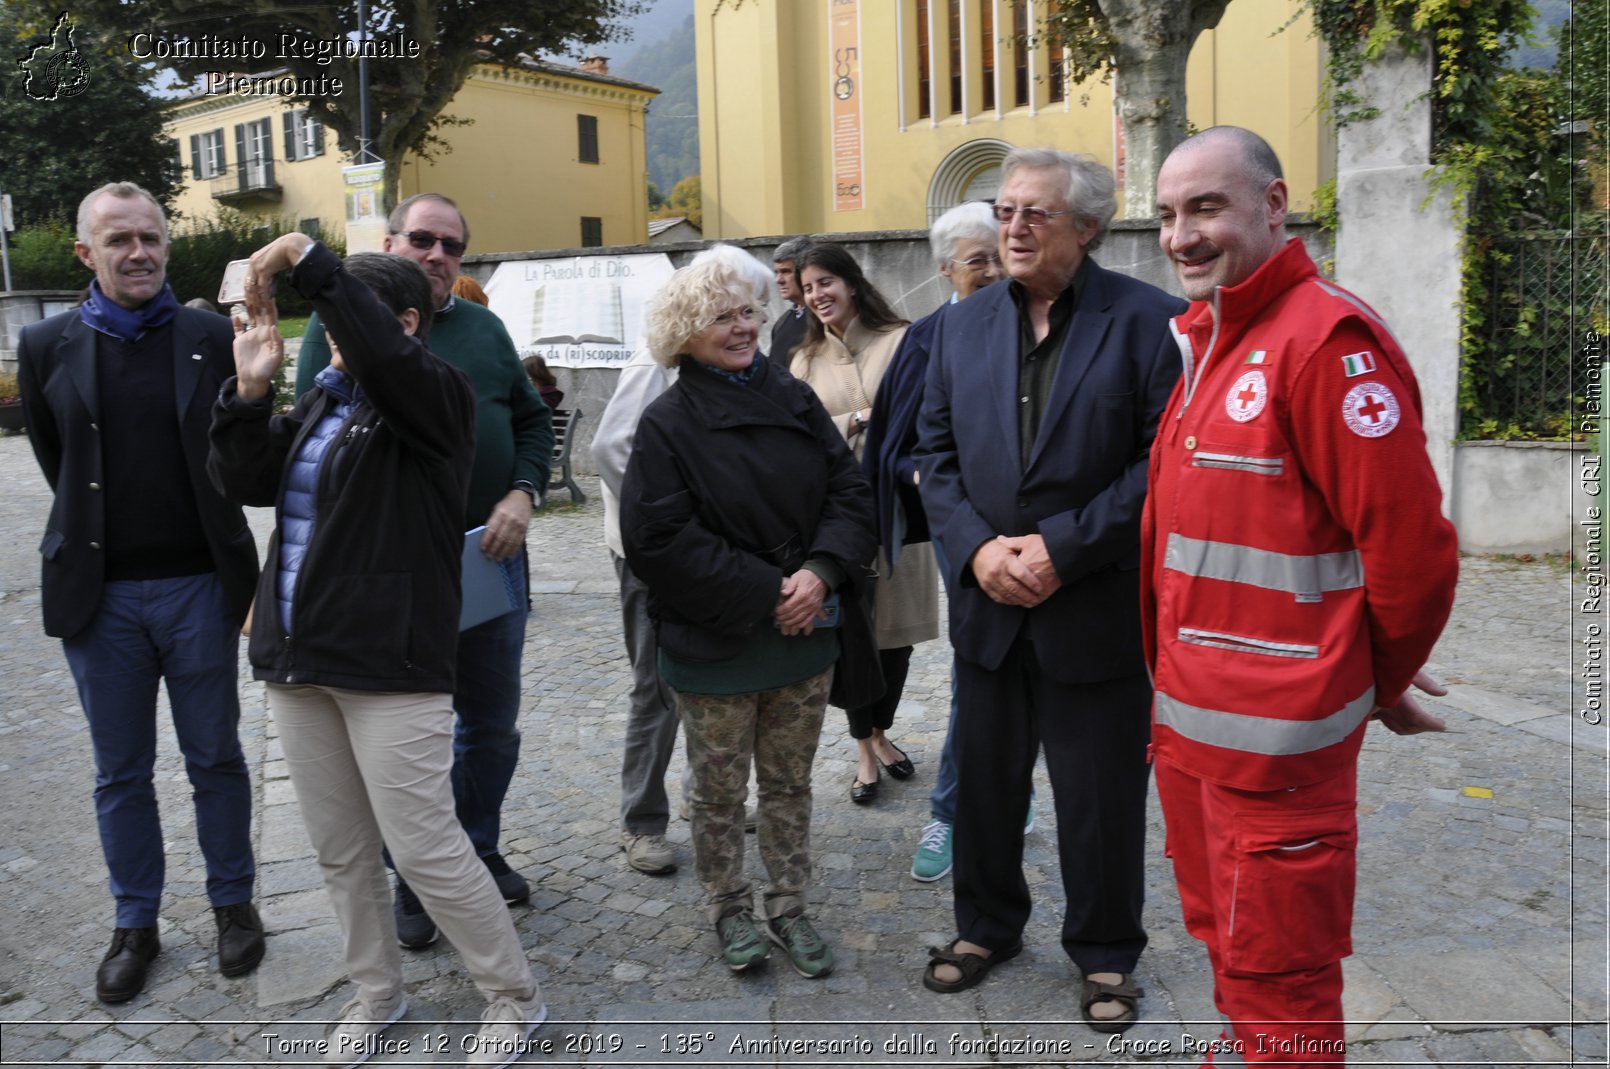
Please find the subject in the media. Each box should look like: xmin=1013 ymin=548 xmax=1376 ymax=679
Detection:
xmin=693 ymin=354 xmax=756 ymax=386
xmin=78 ymin=280 xmax=180 ymax=342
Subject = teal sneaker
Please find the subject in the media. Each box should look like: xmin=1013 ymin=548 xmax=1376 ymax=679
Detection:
xmin=715 ymin=906 xmax=770 ymax=972
xmin=765 ymin=909 xmax=834 ymax=978
xmin=911 ymin=820 xmax=953 ymax=882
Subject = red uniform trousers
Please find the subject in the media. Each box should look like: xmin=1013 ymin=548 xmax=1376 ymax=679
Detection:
xmin=1155 ymin=756 xmax=1357 ymax=1067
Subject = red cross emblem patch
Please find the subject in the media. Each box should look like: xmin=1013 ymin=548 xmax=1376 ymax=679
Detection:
xmin=1342 ymin=381 xmax=1401 ymax=437
xmin=1225 ymin=370 xmax=1268 ymax=423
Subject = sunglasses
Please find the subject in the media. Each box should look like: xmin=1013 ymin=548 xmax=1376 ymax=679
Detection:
xmin=397 ymin=230 xmax=467 ymax=257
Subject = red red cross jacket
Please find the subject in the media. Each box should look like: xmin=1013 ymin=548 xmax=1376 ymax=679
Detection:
xmin=1140 ymin=239 xmax=1459 ymax=791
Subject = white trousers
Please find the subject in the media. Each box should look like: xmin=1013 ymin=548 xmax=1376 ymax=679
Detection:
xmin=267 ymin=684 xmax=537 ymax=1005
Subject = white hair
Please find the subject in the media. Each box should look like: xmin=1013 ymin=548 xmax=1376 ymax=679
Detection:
xmin=690 ymin=243 xmax=774 ymax=306
xmin=929 ymin=201 xmax=999 ymax=267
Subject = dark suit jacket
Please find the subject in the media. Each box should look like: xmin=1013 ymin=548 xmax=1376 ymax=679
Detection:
xmin=914 ymin=262 xmax=1185 ymax=683
xmin=18 ymin=305 xmax=260 ymax=638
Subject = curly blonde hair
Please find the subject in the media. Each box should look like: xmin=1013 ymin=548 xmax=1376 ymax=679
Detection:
xmin=644 ymin=260 xmax=769 ymax=367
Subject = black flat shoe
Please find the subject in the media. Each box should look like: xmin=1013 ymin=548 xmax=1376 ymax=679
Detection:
xmin=879 ymin=746 xmax=915 ymax=780
xmin=850 ymin=767 xmax=880 ymax=804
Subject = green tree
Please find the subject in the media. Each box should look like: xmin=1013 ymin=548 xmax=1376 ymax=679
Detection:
xmin=653 ymin=175 xmax=700 ymax=230
xmin=0 ymin=7 xmax=181 ymax=227
xmin=66 ymin=0 xmax=642 ymax=211
xmin=1042 ymin=0 xmax=1233 ymax=217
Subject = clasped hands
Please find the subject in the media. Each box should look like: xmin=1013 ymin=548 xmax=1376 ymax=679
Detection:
xmin=774 ymin=569 xmax=829 ymax=636
xmin=971 ymin=533 xmax=1062 ymax=608
xmin=232 ymin=232 xmax=316 ymax=402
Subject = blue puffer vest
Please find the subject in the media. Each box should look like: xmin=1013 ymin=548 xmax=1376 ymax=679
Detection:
xmin=276 ymin=365 xmax=361 ymax=633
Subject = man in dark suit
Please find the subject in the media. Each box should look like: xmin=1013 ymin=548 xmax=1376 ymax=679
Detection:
xmin=17 ymin=182 xmax=262 ymax=1003
xmin=768 ymin=237 xmax=814 ymax=362
xmin=914 ymin=149 xmax=1185 ymax=1031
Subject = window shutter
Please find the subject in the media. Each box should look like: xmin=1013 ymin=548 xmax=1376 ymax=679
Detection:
xmin=311 ymin=114 xmax=324 ymax=157
xmin=233 ymin=124 xmax=247 ymax=189
xmin=284 ymin=111 xmax=297 ymax=159
xmin=577 ymin=115 xmax=598 ymax=163
xmin=190 ymin=133 xmax=201 ymax=178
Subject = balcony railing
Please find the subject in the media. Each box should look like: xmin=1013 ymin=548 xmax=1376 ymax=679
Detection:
xmin=211 ymin=159 xmax=280 ymax=203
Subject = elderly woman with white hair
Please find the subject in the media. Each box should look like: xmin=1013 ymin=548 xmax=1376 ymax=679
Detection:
xmin=620 ymin=259 xmax=877 ymax=978
xmin=594 ymin=244 xmax=778 ymax=879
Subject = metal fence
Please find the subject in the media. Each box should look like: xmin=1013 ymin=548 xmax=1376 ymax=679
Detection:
xmin=1465 ymin=230 xmax=1608 ymax=439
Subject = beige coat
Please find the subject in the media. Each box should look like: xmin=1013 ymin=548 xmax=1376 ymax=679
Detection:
xmin=792 ymin=318 xmax=939 ymax=650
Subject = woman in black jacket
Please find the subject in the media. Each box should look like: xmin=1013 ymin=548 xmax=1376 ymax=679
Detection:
xmin=208 ymin=235 xmax=543 ymax=1067
xmin=621 ymin=260 xmax=877 ymax=979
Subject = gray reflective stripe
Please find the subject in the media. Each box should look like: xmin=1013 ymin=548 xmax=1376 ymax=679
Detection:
xmin=1178 ymin=627 xmax=1320 ymax=659
xmin=1192 ymin=451 xmax=1285 ymax=476
xmin=1154 ymin=688 xmax=1376 ymax=756
xmin=1165 ymin=533 xmax=1362 ymax=597
xmin=1313 ymin=278 xmax=1406 ymax=350
xmin=1171 ymin=319 xmax=1199 ymax=411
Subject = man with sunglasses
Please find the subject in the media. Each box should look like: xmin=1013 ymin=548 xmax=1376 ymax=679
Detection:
xmin=913 ymin=148 xmax=1183 ymax=1031
xmin=295 ymin=193 xmax=554 ymax=949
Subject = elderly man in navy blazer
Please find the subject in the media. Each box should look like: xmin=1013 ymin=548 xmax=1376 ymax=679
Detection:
xmin=17 ymin=183 xmax=262 ymax=1003
xmin=914 ymin=149 xmax=1184 ymax=1031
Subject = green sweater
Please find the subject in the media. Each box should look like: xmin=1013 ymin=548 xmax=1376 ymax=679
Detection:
xmin=297 ymin=298 xmax=553 ymax=528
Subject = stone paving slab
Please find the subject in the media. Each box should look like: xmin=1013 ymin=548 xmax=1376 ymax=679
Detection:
xmin=0 ymin=435 xmax=1603 ymax=1067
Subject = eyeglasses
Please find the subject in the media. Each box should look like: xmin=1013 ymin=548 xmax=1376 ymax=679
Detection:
xmin=951 ymin=253 xmax=1002 ymax=268
xmin=709 ymin=306 xmax=759 ymax=327
xmin=991 ymin=204 xmax=1076 ymax=228
xmin=396 ymin=230 xmax=467 ymax=257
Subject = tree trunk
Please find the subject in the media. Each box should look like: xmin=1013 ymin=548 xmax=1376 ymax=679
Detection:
xmin=1096 ymin=0 xmax=1231 ymax=217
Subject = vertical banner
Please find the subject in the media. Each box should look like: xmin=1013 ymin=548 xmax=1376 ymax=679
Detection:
xmin=1111 ymin=71 xmax=1127 ymax=194
xmin=829 ymin=0 xmax=864 ymax=213
xmin=342 ymin=162 xmax=387 ymax=253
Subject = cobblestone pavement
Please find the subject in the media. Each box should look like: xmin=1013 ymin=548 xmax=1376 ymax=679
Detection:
xmin=0 ymin=429 xmax=1603 ymax=1068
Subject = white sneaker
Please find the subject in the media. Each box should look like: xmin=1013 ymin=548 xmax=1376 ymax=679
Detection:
xmin=466 ymin=991 xmax=548 ymax=1068
xmin=323 ymin=994 xmax=407 ymax=1067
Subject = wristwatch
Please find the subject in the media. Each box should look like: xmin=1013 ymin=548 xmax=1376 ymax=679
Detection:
xmin=512 ymin=480 xmax=538 ymax=502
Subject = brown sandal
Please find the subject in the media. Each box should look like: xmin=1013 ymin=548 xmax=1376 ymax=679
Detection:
xmin=921 ymin=938 xmax=1022 ymax=993
xmin=1081 ymin=973 xmax=1144 ymax=1033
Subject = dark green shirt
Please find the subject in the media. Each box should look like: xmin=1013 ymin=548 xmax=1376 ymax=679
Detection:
xmin=1009 ymin=259 xmax=1089 ymax=467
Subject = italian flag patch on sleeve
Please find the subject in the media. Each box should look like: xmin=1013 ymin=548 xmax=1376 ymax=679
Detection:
xmin=1341 ymin=350 xmax=1377 ymax=377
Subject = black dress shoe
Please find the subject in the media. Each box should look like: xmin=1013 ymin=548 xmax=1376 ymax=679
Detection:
xmin=96 ymin=926 xmax=160 ymax=1003
xmin=850 ymin=767 xmax=880 ymax=804
xmin=214 ymin=902 xmax=266 ymax=977
xmin=879 ymin=746 xmax=916 ymax=780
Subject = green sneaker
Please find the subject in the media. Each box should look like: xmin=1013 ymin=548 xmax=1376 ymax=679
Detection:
xmin=765 ymin=909 xmax=834 ymax=978
xmin=715 ymin=907 xmax=770 ymax=972
xmin=911 ymin=820 xmax=953 ymax=882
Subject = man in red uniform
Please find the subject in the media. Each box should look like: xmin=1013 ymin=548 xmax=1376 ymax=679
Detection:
xmin=1142 ymin=126 xmax=1460 ymax=1064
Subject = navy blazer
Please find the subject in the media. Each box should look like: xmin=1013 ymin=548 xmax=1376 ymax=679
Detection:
xmin=18 ymin=305 xmax=260 ymax=638
xmin=914 ymin=261 xmax=1185 ymax=683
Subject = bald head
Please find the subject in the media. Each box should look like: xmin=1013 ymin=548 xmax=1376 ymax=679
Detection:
xmin=1167 ymin=126 xmax=1284 ymax=200
xmin=1155 ymin=126 xmax=1289 ymax=300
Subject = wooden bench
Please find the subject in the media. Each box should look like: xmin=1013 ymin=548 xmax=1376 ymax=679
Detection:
xmin=546 ymin=407 xmax=587 ymax=506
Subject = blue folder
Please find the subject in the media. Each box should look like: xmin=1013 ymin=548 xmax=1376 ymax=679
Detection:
xmin=460 ymin=526 xmax=523 ymax=630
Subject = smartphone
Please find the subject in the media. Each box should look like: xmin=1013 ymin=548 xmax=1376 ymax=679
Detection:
xmin=218 ymin=259 xmax=251 ymax=305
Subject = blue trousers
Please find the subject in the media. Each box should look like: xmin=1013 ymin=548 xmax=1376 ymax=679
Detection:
xmin=62 ymin=574 xmax=255 ymax=928
xmin=449 ymin=597 xmax=528 ymax=857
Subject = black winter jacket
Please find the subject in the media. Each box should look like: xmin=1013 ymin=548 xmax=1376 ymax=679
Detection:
xmin=208 ymin=243 xmax=475 ymax=693
xmin=621 ymin=354 xmax=877 ymax=664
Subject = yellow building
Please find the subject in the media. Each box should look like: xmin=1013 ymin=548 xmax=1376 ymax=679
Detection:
xmin=696 ymin=0 xmax=1330 ymax=237
xmin=164 ymin=57 xmax=657 ymax=253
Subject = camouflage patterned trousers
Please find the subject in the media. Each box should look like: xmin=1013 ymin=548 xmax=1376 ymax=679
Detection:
xmin=675 ymin=668 xmax=831 ymax=924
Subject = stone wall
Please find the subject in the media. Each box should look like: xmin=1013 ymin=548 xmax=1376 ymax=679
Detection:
xmin=461 ymin=222 xmax=1335 ymax=477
